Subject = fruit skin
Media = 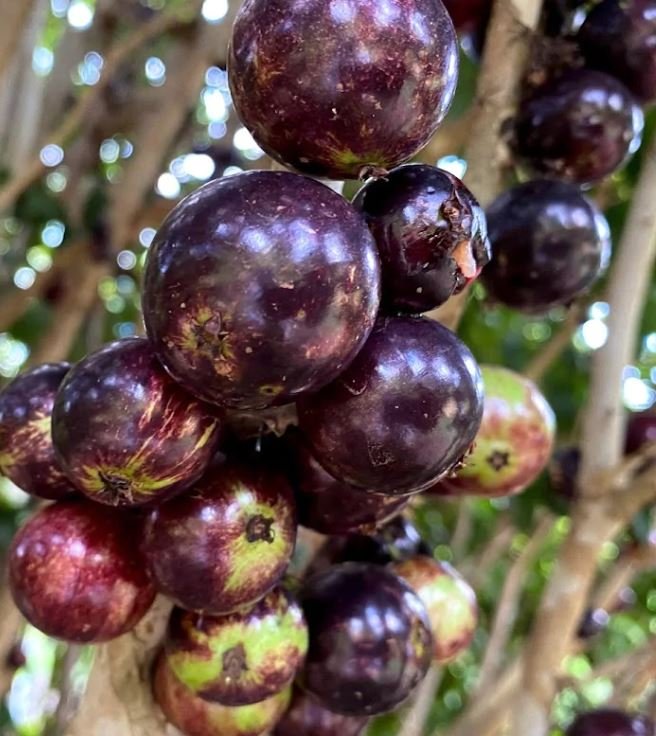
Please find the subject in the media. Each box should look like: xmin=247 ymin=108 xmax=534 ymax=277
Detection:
xmin=153 ymin=653 xmax=291 ymax=736
xmin=548 ymin=446 xmax=581 ymax=502
xmin=0 ymin=363 xmax=74 ymax=500
xmin=273 ymin=687 xmax=369 ymax=736
xmin=578 ymin=0 xmax=656 ymax=104
xmin=165 ymin=587 xmax=308 ymax=706
xmin=482 ymin=180 xmax=611 ymax=313
xmin=228 ymin=0 xmax=458 ymax=179
xmin=9 ymin=500 xmax=155 ymax=643
xmin=437 ymin=366 xmax=556 ymax=498
xmin=565 ymin=709 xmax=654 ymax=736
xmin=297 ymin=316 xmax=484 ymax=496
xmin=577 ymin=608 xmax=610 ymax=639
xmin=286 ymin=430 xmax=407 ymax=535
xmin=392 ymin=555 xmax=477 ymax=662
xmin=514 ymin=69 xmax=644 ymax=184
xmin=352 ymin=165 xmax=490 ymax=313
xmin=298 ymin=562 xmax=433 ymax=716
xmin=143 ymin=171 xmax=381 ymax=409
xmin=143 ymin=462 xmax=296 ymax=614
xmin=51 ymin=337 xmax=221 ymax=507
xmin=443 ymin=0 xmax=490 ymax=31
xmin=625 ymin=412 xmax=656 ymax=454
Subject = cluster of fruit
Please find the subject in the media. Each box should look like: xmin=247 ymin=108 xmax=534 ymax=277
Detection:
xmin=1 ymin=0 xmax=654 ymax=733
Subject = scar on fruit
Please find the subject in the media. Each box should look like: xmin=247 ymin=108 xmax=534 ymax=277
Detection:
xmin=487 ymin=450 xmax=510 ymax=472
xmin=223 ymin=644 xmax=248 ymax=679
xmin=246 ymin=515 xmax=275 ymax=543
xmin=99 ymin=471 xmax=135 ymax=503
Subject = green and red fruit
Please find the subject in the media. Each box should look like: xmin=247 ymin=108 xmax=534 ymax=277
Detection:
xmin=52 ymin=337 xmax=221 ymax=507
xmin=298 ymin=562 xmax=433 ymax=716
xmin=143 ymin=172 xmax=381 ymax=409
xmin=437 ymin=366 xmax=556 ymax=498
xmin=513 ymin=69 xmax=643 ymax=184
xmin=286 ymin=430 xmax=407 ymax=535
xmin=0 ymin=363 xmax=73 ymax=500
xmin=565 ymin=709 xmax=654 ymax=736
xmin=228 ymin=0 xmax=458 ymax=179
xmin=144 ymin=462 xmax=296 ymax=614
xmin=578 ymin=0 xmax=656 ymax=104
xmin=297 ymin=316 xmax=484 ymax=496
xmin=392 ymin=555 xmax=477 ymax=662
xmin=165 ymin=587 xmax=308 ymax=706
xmin=482 ymin=180 xmax=611 ymax=313
xmin=625 ymin=412 xmax=656 ymax=454
xmin=153 ymin=653 xmax=291 ymax=736
xmin=9 ymin=500 xmax=155 ymax=643
xmin=352 ymin=165 xmax=490 ymax=313
xmin=274 ymin=688 xmax=369 ymax=736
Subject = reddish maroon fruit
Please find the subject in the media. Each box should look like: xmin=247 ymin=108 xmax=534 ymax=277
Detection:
xmin=286 ymin=431 xmax=407 ymax=535
xmin=352 ymin=165 xmax=490 ymax=313
xmin=153 ymin=653 xmax=291 ymax=736
xmin=437 ymin=366 xmax=556 ymax=498
xmin=565 ymin=709 xmax=654 ymax=736
xmin=298 ymin=316 xmax=484 ymax=496
xmin=143 ymin=172 xmax=381 ymax=410
xmin=625 ymin=412 xmax=656 ymax=454
xmin=393 ymin=556 xmax=478 ymax=662
xmin=143 ymin=462 xmax=296 ymax=614
xmin=228 ymin=0 xmax=458 ymax=179
xmin=514 ymin=70 xmax=644 ymax=184
xmin=482 ymin=180 xmax=611 ymax=313
xmin=0 ymin=363 xmax=74 ymax=500
xmin=298 ymin=562 xmax=433 ymax=716
xmin=51 ymin=338 xmax=221 ymax=507
xmin=165 ymin=587 xmax=308 ymax=706
xmin=274 ymin=688 xmax=369 ymax=736
xmin=578 ymin=0 xmax=656 ymax=104
xmin=9 ymin=500 xmax=155 ymax=643
xmin=443 ymin=0 xmax=490 ymax=31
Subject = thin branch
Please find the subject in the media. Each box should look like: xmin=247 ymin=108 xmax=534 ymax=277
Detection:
xmin=450 ymin=501 xmax=474 ymax=561
xmin=0 ymin=0 xmax=38 ymax=82
xmin=524 ymin=306 xmax=584 ymax=384
xmin=512 ymin=129 xmax=656 ymax=736
xmin=398 ymin=665 xmax=443 ymax=736
xmin=463 ymin=514 xmax=514 ymax=587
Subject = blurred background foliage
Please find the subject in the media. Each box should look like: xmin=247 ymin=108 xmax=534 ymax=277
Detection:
xmin=0 ymin=0 xmax=654 ymax=734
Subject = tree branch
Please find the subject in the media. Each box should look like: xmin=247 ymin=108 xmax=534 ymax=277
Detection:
xmin=397 ymin=665 xmax=443 ymax=736
xmin=0 ymin=0 xmax=38 ymax=82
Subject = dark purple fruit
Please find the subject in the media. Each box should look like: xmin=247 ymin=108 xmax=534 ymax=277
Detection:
xmin=625 ymin=412 xmax=656 ymax=454
xmin=143 ymin=172 xmax=380 ymax=410
xmin=577 ymin=607 xmax=610 ymax=639
xmin=143 ymin=462 xmax=296 ymax=614
xmin=514 ymin=69 xmax=644 ymax=184
xmin=298 ymin=316 xmax=484 ymax=496
xmin=548 ymin=446 xmax=581 ymax=502
xmin=392 ymin=556 xmax=477 ymax=662
xmin=286 ymin=431 xmax=407 ymax=535
xmin=298 ymin=562 xmax=432 ymax=716
xmin=165 ymin=587 xmax=308 ymax=706
xmin=274 ymin=688 xmax=369 ymax=736
xmin=153 ymin=653 xmax=291 ymax=736
xmin=482 ymin=180 xmax=611 ymax=313
xmin=9 ymin=500 xmax=155 ymax=643
xmin=228 ymin=0 xmax=458 ymax=179
xmin=578 ymin=0 xmax=656 ymax=104
xmin=566 ymin=709 xmax=654 ymax=736
xmin=443 ymin=0 xmax=490 ymax=31
xmin=352 ymin=164 xmax=490 ymax=313
xmin=51 ymin=337 xmax=222 ymax=507
xmin=0 ymin=363 xmax=73 ymax=500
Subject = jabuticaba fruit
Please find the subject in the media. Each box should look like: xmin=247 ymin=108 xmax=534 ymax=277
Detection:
xmin=51 ymin=337 xmax=222 ymax=507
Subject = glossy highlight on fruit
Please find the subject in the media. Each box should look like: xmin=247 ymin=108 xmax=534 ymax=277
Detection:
xmin=298 ymin=316 xmax=484 ymax=495
xmin=165 ymin=587 xmax=308 ymax=706
xmin=274 ymin=688 xmax=369 ymax=736
xmin=578 ymin=0 xmax=656 ymax=104
xmin=482 ymin=180 xmax=611 ymax=313
xmin=51 ymin=337 xmax=222 ymax=507
xmin=9 ymin=500 xmax=155 ymax=643
xmin=393 ymin=555 xmax=477 ymax=662
xmin=565 ymin=709 xmax=654 ymax=736
xmin=143 ymin=171 xmax=381 ymax=409
xmin=0 ymin=363 xmax=73 ymax=500
xmin=514 ymin=69 xmax=644 ymax=184
xmin=144 ymin=462 xmax=296 ymax=614
xmin=438 ymin=366 xmax=556 ymax=498
xmin=298 ymin=562 xmax=433 ymax=716
xmin=353 ymin=164 xmax=490 ymax=313
xmin=153 ymin=653 xmax=291 ymax=736
xmin=228 ymin=0 xmax=458 ymax=179
xmin=286 ymin=430 xmax=407 ymax=535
